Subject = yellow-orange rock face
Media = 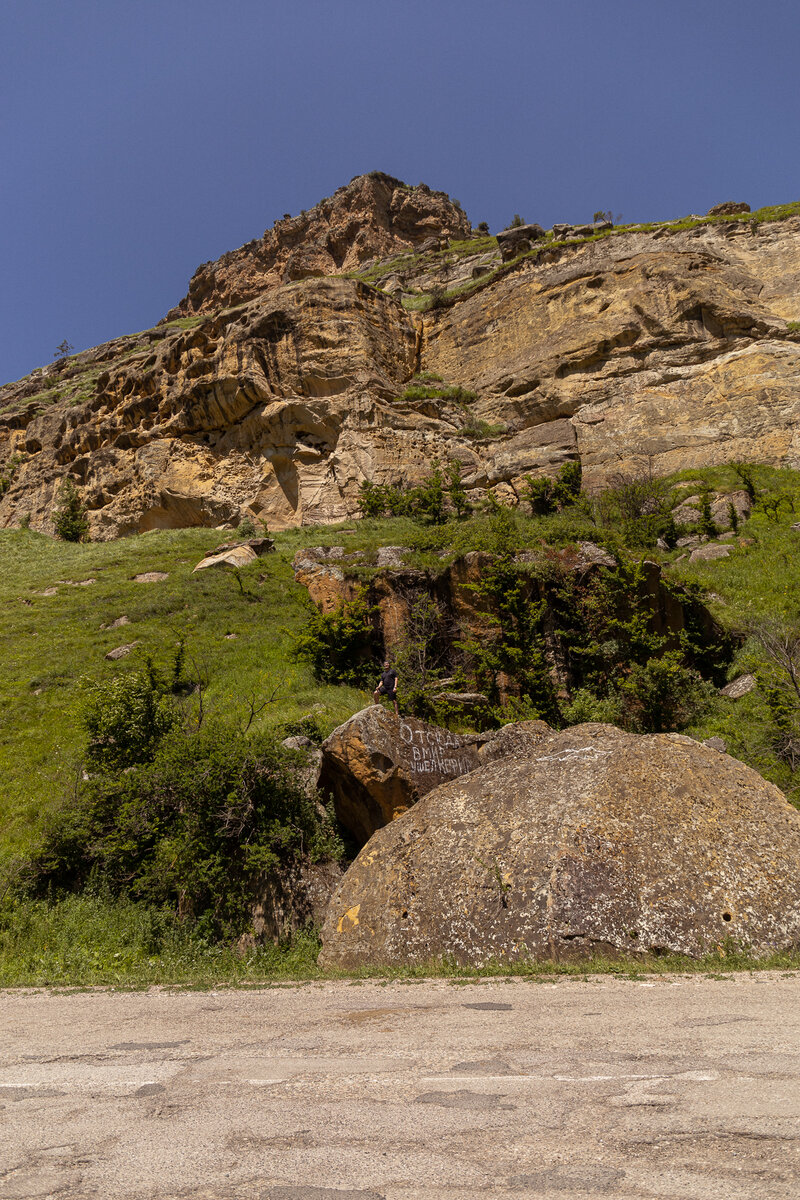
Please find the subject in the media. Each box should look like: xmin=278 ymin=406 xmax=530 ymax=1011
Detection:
xmin=3 ymin=200 xmax=800 ymax=537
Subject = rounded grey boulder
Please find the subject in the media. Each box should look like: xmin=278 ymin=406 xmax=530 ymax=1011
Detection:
xmin=320 ymin=724 xmax=800 ymax=967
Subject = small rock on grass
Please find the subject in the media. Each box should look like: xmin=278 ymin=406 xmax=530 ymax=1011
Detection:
xmin=689 ymin=543 xmax=731 ymax=563
xmin=105 ymin=641 xmax=141 ymax=661
xmin=100 ymin=615 xmax=130 ymax=630
xmin=720 ymin=674 xmax=756 ymax=699
xmin=133 ymin=572 xmax=169 ymax=583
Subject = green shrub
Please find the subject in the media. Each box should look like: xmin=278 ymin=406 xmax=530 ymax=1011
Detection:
xmin=81 ymin=667 xmax=178 ymax=771
xmin=522 ymin=461 xmax=583 ymax=515
xmin=28 ymin=722 xmax=338 ymax=939
xmin=396 ymin=381 xmax=478 ymax=405
xmin=393 ymin=594 xmax=453 ymax=720
xmin=458 ymin=518 xmax=561 ymax=722
xmin=293 ymin=590 xmax=379 ymax=686
xmin=458 ymin=417 xmax=507 ymax=440
xmin=731 ymin=462 xmax=758 ymax=502
xmin=727 ymin=501 xmax=739 ymax=533
xmin=617 ymin=651 xmax=712 ymax=733
xmin=446 ymin=460 xmax=472 ymax=518
xmin=698 ymin=490 xmax=718 ymax=539
xmin=358 ymin=460 xmax=451 ymax=525
xmin=594 ymin=467 xmax=677 ymax=548
xmin=52 ymin=477 xmax=89 ymax=542
xmin=236 ymin=515 xmax=258 ymax=538
xmin=281 ymin=713 xmax=327 ymax=744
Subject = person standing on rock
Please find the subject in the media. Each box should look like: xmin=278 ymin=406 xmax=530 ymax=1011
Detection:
xmin=373 ymin=660 xmax=399 ymax=716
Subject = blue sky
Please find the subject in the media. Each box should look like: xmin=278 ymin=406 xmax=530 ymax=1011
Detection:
xmin=2 ymin=0 xmax=799 ymax=384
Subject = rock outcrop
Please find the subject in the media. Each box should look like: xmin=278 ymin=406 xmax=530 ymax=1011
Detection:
xmin=292 ymin=544 xmax=733 ymax=693
xmin=320 ymin=723 xmax=800 ymax=967
xmin=193 ymin=536 xmax=274 ymax=572
xmin=318 ymin=705 xmax=549 ymax=845
xmin=171 ymin=173 xmax=471 ymax=317
xmin=2 ymin=177 xmax=800 ymax=537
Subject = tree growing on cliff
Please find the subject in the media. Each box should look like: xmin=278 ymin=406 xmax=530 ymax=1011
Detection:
xmin=52 ymin=339 xmax=74 ymax=367
xmin=52 ymin=478 xmax=89 ymax=542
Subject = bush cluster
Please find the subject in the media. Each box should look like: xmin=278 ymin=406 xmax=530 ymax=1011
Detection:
xmin=522 ymin=462 xmax=582 ymax=515
xmin=293 ymin=589 xmax=380 ymax=686
xmin=53 ymin=477 xmax=89 ymax=542
xmin=22 ymin=649 xmax=344 ymax=940
xmin=358 ymin=459 xmax=470 ymax=524
xmin=29 ymin=722 xmax=339 ymax=939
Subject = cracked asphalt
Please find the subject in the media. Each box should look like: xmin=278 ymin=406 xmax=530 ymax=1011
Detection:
xmin=1 ymin=973 xmax=799 ymax=1198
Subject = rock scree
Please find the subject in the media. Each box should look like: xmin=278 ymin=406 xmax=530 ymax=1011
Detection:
xmin=319 ymin=723 xmax=800 ymax=968
xmin=318 ymin=705 xmax=549 ymax=846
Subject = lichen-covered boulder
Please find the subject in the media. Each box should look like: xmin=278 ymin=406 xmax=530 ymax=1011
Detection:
xmin=319 ymin=723 xmax=800 ymax=967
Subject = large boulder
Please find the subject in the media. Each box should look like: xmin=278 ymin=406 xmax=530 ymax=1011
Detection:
xmin=318 ymin=706 xmax=549 ymax=846
xmin=495 ymin=223 xmax=546 ymax=262
xmin=707 ymin=201 xmax=751 ymax=217
xmin=319 ymin=723 xmax=800 ymax=967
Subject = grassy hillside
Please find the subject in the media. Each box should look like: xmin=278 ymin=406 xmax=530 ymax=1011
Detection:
xmin=3 ymin=463 xmax=800 ymax=985
xmin=5 ymin=463 xmax=800 ymax=853
xmin=0 ymin=523 xmax=380 ymax=858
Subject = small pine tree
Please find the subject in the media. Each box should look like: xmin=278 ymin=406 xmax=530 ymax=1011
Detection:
xmin=509 ymin=214 xmax=525 ymax=228
xmin=446 ymin=460 xmax=471 ymax=519
xmin=415 ymin=459 xmax=446 ymax=525
xmin=53 ymin=478 xmax=89 ymax=542
xmin=698 ymin=490 xmax=718 ymax=539
xmin=727 ymin=501 xmax=739 ymax=533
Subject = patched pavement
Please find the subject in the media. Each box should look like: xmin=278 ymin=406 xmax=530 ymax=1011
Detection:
xmin=1 ymin=974 xmax=799 ymax=1198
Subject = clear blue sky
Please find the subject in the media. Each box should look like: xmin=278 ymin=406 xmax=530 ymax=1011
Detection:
xmin=2 ymin=0 xmax=799 ymax=385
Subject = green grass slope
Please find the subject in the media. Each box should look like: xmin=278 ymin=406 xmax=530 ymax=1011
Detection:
xmin=4 ymin=465 xmax=800 ymax=985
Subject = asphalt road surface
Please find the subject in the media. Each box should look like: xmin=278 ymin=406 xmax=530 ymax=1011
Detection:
xmin=1 ymin=973 xmax=799 ymax=1199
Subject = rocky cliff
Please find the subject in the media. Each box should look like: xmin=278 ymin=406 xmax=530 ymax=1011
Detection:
xmin=170 ymin=171 xmax=471 ymax=316
xmin=2 ymin=179 xmax=800 ymax=537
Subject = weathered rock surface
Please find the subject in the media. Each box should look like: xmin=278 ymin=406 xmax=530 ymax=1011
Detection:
xmin=2 ymin=176 xmax=800 ymax=537
xmin=496 ymin=223 xmax=545 ymax=262
xmin=320 ymin=723 xmax=800 ymax=967
xmin=708 ymin=201 xmax=751 ymax=216
xmin=171 ymin=173 xmax=471 ymax=317
xmin=193 ymin=536 xmax=274 ymax=572
xmin=721 ymin=673 xmax=757 ymax=699
xmin=104 ymin=641 xmax=141 ymax=661
xmin=318 ymin=705 xmax=549 ymax=846
xmin=689 ymin=542 xmax=732 ymax=562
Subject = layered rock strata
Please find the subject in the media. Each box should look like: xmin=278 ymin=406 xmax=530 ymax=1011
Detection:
xmin=2 ymin=182 xmax=800 ymax=537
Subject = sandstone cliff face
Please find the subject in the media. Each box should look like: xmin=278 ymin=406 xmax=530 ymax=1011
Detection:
xmin=421 ymin=217 xmax=800 ymax=489
xmin=172 ymin=172 xmax=471 ymax=317
xmin=2 ymin=184 xmax=800 ymax=537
